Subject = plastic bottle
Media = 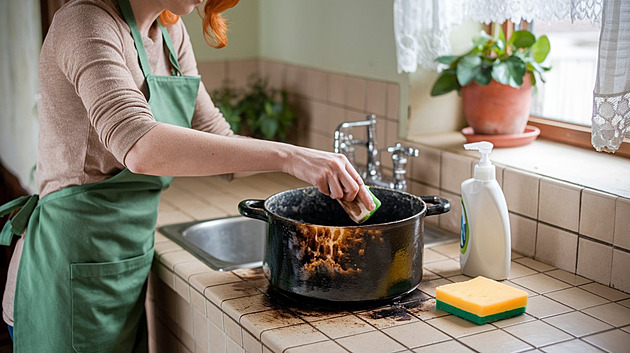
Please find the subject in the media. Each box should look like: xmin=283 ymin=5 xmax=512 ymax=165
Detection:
xmin=460 ymin=141 xmax=511 ymax=280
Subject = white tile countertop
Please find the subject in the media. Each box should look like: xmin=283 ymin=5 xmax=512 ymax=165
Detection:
xmin=148 ymin=173 xmax=630 ymax=353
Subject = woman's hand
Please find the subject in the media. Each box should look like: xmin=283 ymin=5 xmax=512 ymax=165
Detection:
xmin=283 ymin=146 xmax=376 ymax=210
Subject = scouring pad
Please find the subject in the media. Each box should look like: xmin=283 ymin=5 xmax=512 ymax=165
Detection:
xmin=338 ymin=186 xmax=381 ymax=224
xmin=436 ymin=276 xmax=528 ymax=325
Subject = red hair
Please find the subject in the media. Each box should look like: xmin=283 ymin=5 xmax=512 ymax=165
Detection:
xmin=158 ymin=0 xmax=240 ymax=49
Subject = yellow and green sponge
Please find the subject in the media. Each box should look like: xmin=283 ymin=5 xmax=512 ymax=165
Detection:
xmin=436 ymin=276 xmax=528 ymax=325
xmin=338 ymin=186 xmax=381 ymax=224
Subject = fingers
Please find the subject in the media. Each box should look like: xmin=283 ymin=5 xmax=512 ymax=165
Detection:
xmin=356 ymin=185 xmax=376 ymax=210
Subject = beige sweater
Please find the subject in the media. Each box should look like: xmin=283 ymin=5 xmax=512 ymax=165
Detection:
xmin=3 ymin=0 xmax=234 ymax=325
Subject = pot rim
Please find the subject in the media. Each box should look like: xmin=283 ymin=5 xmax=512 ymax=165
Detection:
xmin=262 ymin=186 xmax=427 ymax=228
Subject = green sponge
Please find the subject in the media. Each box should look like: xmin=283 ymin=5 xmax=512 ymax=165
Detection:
xmin=338 ymin=186 xmax=381 ymax=224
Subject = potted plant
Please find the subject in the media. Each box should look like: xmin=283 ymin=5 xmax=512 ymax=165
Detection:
xmin=212 ymin=74 xmax=296 ymax=141
xmin=430 ymin=28 xmax=551 ymax=136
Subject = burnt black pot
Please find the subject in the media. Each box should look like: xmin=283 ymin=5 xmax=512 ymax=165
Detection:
xmin=238 ymin=186 xmax=450 ymax=304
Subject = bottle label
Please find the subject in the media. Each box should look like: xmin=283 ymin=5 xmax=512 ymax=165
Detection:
xmin=460 ymin=200 xmax=469 ymax=254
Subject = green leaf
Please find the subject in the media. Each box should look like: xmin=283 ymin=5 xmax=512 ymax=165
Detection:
xmin=473 ymin=31 xmax=492 ymax=48
xmin=260 ymin=116 xmax=278 ymax=140
xmin=492 ymin=61 xmax=510 ymax=85
xmin=475 ymin=66 xmax=493 ymax=85
xmin=531 ymin=35 xmax=551 ymax=63
xmin=456 ymin=55 xmax=482 ymax=86
xmin=508 ymin=30 xmax=536 ymax=48
xmin=505 ymin=56 xmax=526 ymax=87
xmin=436 ymin=55 xmax=459 ymax=65
xmin=430 ymin=70 xmax=459 ymax=96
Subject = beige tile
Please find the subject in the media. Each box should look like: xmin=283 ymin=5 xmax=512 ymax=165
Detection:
xmin=198 ymin=60 xmax=228 ymax=93
xmin=582 ymin=329 xmax=630 ymax=353
xmin=426 ymin=315 xmax=495 ymax=338
xmin=580 ymin=189 xmax=617 ymax=243
xmin=515 ymin=257 xmax=555 ymax=272
xmin=441 ymin=152 xmax=473 ymax=194
xmin=504 ymin=320 xmax=572 ymax=348
xmin=614 ymin=198 xmax=630 ymax=251
xmin=221 ymin=294 xmax=277 ymax=322
xmin=284 ymin=65 xmax=309 ymax=97
xmin=242 ymin=330 xmax=262 ymax=353
xmin=381 ymin=321 xmax=450 ymax=348
xmin=511 ymin=274 xmax=572 ymax=294
xmin=431 ymin=242 xmax=461 ymax=259
xmin=510 ymin=213 xmax=538 ymax=258
xmin=525 ymin=295 xmax=573 ymax=319
xmin=366 ymin=80 xmax=388 ymax=117
xmin=355 ymin=306 xmax=419 ymax=330
xmin=538 ymin=178 xmax=581 ymax=232
xmin=336 ymin=330 xmax=405 ymax=353
xmin=583 ymin=302 xmax=630 ymax=327
xmin=285 ymin=340 xmax=347 ymax=353
xmin=191 ymin=288 xmax=206 ymax=313
xmin=438 ymin=191 xmax=461 ymax=235
xmin=611 ymin=249 xmax=630 ymax=293
xmin=540 ymin=339 xmax=605 ymax=353
xmin=188 ymin=271 xmax=241 ymax=294
xmin=174 ymin=260 xmax=211 ymax=282
xmin=226 ymin=336 xmax=244 ymax=353
xmin=259 ymin=60 xmax=285 ymax=91
xmin=545 ymin=269 xmax=592 ymax=286
xmin=580 ymin=281 xmax=630 ymax=302
xmin=576 ymin=238 xmax=613 ymax=285
xmin=345 ymin=76 xmax=366 ymax=111
xmin=206 ymin=299 xmax=223 ymax=329
xmin=505 ymin=280 xmax=539 ymax=297
xmin=175 ymin=275 xmax=191 ymax=302
xmin=406 ymin=298 xmax=451 ymax=321
xmin=306 ymin=69 xmax=328 ymax=101
xmin=423 ymin=248 xmax=450 ymax=263
xmin=286 ymin=307 xmax=347 ymax=324
xmin=503 ymin=169 xmax=540 ymax=219
xmin=204 ymin=281 xmax=261 ymax=307
xmin=209 ymin=321 xmax=227 ymax=353
xmin=154 ymin=262 xmax=175 ymax=289
xmin=418 ymin=278 xmax=453 ymax=298
xmin=545 ymin=287 xmax=609 ymax=310
xmin=491 ymin=313 xmax=536 ymax=328
xmin=509 ymin=262 xmax=538 ymax=280
xmin=459 ymin=329 xmax=532 ymax=353
xmin=448 ymin=274 xmax=473 ymax=283
xmin=223 ymin=314 xmax=242 ymax=346
xmin=619 ymin=299 xmax=630 ymax=308
xmin=544 ymin=311 xmax=613 ymax=337
xmin=384 ymin=119 xmax=400 ymax=148
xmin=424 ymin=259 xmax=461 ymax=278
xmin=327 ymin=73 xmax=345 ymax=106
xmin=261 ymin=323 xmax=327 ymax=353
xmin=241 ymin=309 xmax=304 ymax=340
xmin=535 ymin=224 xmax=578 ymax=273
xmin=410 ymin=144 xmax=441 ymax=188
xmin=495 ymin=165 xmax=505 ymax=189
xmin=386 ymin=83 xmax=400 ymax=120
xmin=310 ymin=314 xmax=374 ymax=339
xmin=228 ymin=60 xmax=259 ymax=90
xmin=414 ymin=340 xmax=474 ymax=353
xmin=154 ymin=239 xmax=184 ymax=260
xmin=193 ymin=308 xmax=209 ymax=353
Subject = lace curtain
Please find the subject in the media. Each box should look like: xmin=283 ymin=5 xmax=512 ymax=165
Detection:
xmin=394 ymin=0 xmax=630 ymax=153
xmin=0 ymin=0 xmax=41 ymax=192
xmin=591 ymin=0 xmax=630 ymax=152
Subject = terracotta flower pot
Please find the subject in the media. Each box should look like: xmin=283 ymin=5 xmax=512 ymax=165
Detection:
xmin=461 ymin=74 xmax=532 ymax=135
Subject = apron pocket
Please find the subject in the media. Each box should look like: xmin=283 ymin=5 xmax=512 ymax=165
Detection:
xmin=70 ymin=249 xmax=154 ymax=353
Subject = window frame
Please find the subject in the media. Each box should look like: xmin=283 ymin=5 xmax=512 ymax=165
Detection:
xmin=489 ymin=22 xmax=630 ymax=159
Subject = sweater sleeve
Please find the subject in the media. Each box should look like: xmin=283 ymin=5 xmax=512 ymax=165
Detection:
xmin=172 ymin=20 xmax=235 ymax=137
xmin=52 ymin=2 xmax=158 ymax=165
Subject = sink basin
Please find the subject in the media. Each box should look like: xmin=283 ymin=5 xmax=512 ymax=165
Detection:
xmin=158 ymin=216 xmax=266 ymax=271
xmin=158 ymin=215 xmax=458 ymax=272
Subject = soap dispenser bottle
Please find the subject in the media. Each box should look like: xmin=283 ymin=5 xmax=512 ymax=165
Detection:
xmin=460 ymin=141 xmax=510 ymax=280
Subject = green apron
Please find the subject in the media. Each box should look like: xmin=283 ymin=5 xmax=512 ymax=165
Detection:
xmin=0 ymin=0 xmax=200 ymax=351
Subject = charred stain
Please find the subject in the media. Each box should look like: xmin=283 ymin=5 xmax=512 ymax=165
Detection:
xmin=368 ymin=290 xmax=432 ymax=321
xmin=369 ymin=307 xmax=412 ymax=321
xmin=295 ymin=223 xmax=382 ymax=277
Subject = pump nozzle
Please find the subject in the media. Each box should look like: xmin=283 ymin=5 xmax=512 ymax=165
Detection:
xmin=464 ymin=141 xmax=495 ymax=180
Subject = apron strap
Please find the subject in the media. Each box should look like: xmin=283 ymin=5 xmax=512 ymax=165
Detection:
xmin=0 ymin=194 xmax=39 ymax=245
xmin=158 ymin=21 xmax=183 ymax=77
xmin=118 ymin=0 xmax=184 ymax=77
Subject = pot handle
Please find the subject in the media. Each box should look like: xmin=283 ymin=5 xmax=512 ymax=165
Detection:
xmin=238 ymin=199 xmax=269 ymax=222
xmin=421 ymin=196 xmax=451 ymax=216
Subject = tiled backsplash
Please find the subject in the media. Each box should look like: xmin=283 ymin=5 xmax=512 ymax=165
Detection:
xmin=197 ymin=59 xmax=630 ymax=293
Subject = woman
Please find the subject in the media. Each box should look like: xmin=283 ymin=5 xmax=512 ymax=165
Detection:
xmin=0 ymin=0 xmax=374 ymax=351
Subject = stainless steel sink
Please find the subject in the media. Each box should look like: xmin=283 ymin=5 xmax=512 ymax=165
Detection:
xmin=158 ymin=216 xmax=266 ymax=271
xmin=158 ymin=215 xmax=457 ymax=272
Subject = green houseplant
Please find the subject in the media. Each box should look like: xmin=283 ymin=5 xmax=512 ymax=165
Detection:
xmin=212 ymin=75 xmax=296 ymax=141
xmin=431 ymin=28 xmax=551 ymax=136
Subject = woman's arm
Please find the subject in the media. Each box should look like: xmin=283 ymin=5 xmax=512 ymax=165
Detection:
xmin=124 ymin=123 xmax=375 ymax=207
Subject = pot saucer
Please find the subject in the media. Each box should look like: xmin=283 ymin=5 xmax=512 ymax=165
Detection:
xmin=461 ymin=125 xmax=541 ymax=148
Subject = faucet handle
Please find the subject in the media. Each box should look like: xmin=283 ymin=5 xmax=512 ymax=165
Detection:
xmin=387 ymin=143 xmax=419 ymax=158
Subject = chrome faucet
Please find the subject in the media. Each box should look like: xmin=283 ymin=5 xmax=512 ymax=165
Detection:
xmin=333 ymin=114 xmax=418 ymax=191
